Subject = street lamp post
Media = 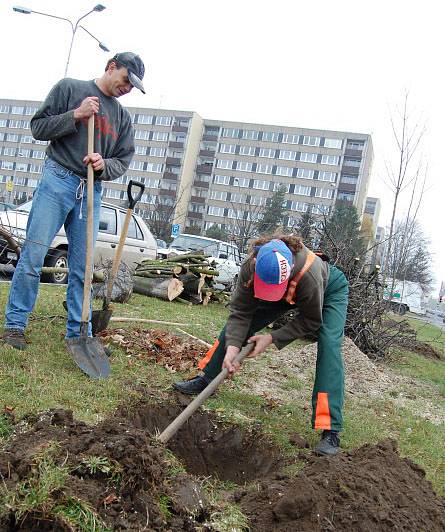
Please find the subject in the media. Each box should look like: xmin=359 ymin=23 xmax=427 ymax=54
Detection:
xmin=12 ymin=4 xmax=109 ymax=77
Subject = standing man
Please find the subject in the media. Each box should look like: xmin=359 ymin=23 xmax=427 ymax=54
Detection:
xmin=173 ymin=234 xmax=349 ymax=456
xmin=2 ymin=52 xmax=145 ymax=351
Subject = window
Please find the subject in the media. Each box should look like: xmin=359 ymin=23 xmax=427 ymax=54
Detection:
xmin=242 ymin=129 xmax=259 ymax=140
xmin=16 ymin=162 xmax=28 ymax=172
xmin=134 ymin=129 xmax=150 ymax=140
xmin=227 ymin=208 xmax=244 ymax=220
xmin=282 ymin=133 xmax=299 ymax=144
xmin=6 ymin=134 xmax=19 ymax=142
xmin=11 ymin=106 xmax=24 ymax=114
xmin=219 ymin=143 xmax=236 ymax=154
xmin=253 ymin=179 xmax=269 ymax=190
xmin=315 ymin=187 xmax=334 ymax=199
xmin=230 ymin=192 xmax=247 ymax=203
xmin=146 ymin=178 xmax=160 ymax=188
xmin=289 ymin=201 xmax=307 ymax=212
xmin=152 ymin=131 xmax=169 ymax=141
xmin=208 ymin=206 xmax=225 ymax=216
xmin=343 ymin=157 xmax=361 ymax=167
xmin=250 ymin=195 xmax=267 ymax=206
xmin=340 ymin=175 xmax=358 ymax=184
xmin=259 ymin=147 xmax=275 ymax=158
xmin=150 ymin=147 xmax=166 ymax=157
xmin=31 ymin=150 xmax=45 ymax=160
xmin=273 ymin=182 xmax=289 ymax=192
xmin=337 ymin=192 xmax=354 ymax=202
xmin=278 ymin=149 xmax=296 ymax=160
xmin=25 ymin=106 xmax=37 ymax=115
xmin=294 ymin=184 xmax=311 ymax=196
xmin=222 ymin=128 xmax=240 ymax=138
xmin=216 ymin=159 xmax=233 ymax=169
xmin=22 ymin=135 xmax=33 ymax=143
xmin=300 ymin=152 xmax=318 ymax=163
xmin=137 ymin=114 xmax=152 ymax=124
xmin=28 ymin=178 xmax=38 ymax=187
xmin=238 ymin=145 xmax=255 ymax=156
xmin=256 ymin=163 xmax=272 ymax=174
xmin=3 ymin=147 xmax=16 ymax=156
xmin=18 ymin=148 xmax=30 ymax=157
xmin=237 ymin=161 xmax=253 ymax=172
xmin=209 ymin=190 xmax=227 ymax=200
xmin=130 ymin=160 xmax=144 ymax=171
xmin=146 ymin=162 xmax=163 ymax=173
xmin=29 ymin=164 xmax=42 ymax=173
xmin=9 ymin=120 xmax=23 ymax=128
xmin=189 ymin=203 xmax=205 ymax=213
xmin=262 ymin=131 xmax=280 ymax=142
xmin=99 ymin=206 xmax=117 ymax=234
xmin=324 ymin=138 xmax=342 ymax=149
xmin=296 ymin=168 xmax=314 ymax=179
xmin=0 ymin=104 xmax=10 ymax=113
xmin=213 ymin=174 xmax=231 ymax=185
xmin=303 ymin=136 xmax=320 ymax=146
xmin=0 ymin=119 xmax=8 ymax=127
xmin=321 ymin=154 xmax=340 ymax=165
xmin=155 ymin=116 xmax=172 ymax=126
xmin=346 ymin=140 xmax=364 ymax=150
xmin=319 ymin=171 xmax=336 ymax=182
xmin=233 ymin=176 xmax=250 ymax=187
xmin=1 ymin=161 xmax=13 ymax=170
xmin=276 ymin=165 xmax=293 ymax=177
xmin=135 ymin=145 xmax=146 ymax=155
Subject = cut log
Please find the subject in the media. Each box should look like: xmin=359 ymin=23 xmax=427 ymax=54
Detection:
xmin=40 ymin=267 xmax=104 ymax=283
xmin=133 ymin=276 xmax=183 ymax=301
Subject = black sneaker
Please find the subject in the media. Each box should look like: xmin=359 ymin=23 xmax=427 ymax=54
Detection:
xmin=172 ymin=375 xmax=211 ymax=395
xmin=314 ymin=430 xmax=340 ymax=456
xmin=2 ymin=329 xmax=27 ymax=350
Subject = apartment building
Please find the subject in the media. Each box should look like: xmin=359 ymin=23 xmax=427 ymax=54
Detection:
xmin=0 ymin=99 xmax=374 ymax=237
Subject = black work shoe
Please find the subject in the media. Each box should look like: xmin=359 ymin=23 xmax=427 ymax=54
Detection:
xmin=172 ymin=374 xmax=211 ymax=395
xmin=2 ymin=329 xmax=27 ymax=350
xmin=314 ymin=430 xmax=340 ymax=456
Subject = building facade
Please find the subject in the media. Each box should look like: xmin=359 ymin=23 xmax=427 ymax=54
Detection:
xmin=0 ymin=99 xmax=374 ymax=239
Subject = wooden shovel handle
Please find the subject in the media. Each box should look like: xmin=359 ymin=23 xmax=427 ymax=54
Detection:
xmin=81 ymin=114 xmax=95 ymax=324
xmin=158 ymin=342 xmax=255 ymax=443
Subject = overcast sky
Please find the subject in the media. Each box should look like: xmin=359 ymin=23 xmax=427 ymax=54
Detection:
xmin=1 ymin=0 xmax=443 ymax=292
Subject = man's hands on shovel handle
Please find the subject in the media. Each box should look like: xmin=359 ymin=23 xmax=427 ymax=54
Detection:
xmin=74 ymin=96 xmax=99 ymax=120
xmin=83 ymin=152 xmax=104 ymax=172
xmin=223 ymin=333 xmax=273 ymax=376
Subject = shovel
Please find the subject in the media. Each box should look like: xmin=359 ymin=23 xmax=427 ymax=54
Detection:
xmin=66 ymin=114 xmax=110 ymax=379
xmin=158 ymin=342 xmax=255 ymax=443
xmin=91 ymin=179 xmax=145 ymax=335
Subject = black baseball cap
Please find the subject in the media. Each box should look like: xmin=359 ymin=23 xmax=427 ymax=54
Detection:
xmin=111 ymin=52 xmax=146 ymax=94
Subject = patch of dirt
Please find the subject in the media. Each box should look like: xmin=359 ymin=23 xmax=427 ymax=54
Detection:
xmin=239 ymin=337 xmax=445 ymax=425
xmin=0 ymin=402 xmax=282 ymax=531
xmin=237 ymin=439 xmax=445 ymax=531
xmin=99 ymin=327 xmax=207 ymax=373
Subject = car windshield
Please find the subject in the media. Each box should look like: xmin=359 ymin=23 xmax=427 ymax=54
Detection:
xmin=170 ymin=235 xmax=219 ymax=255
xmin=13 ymin=200 xmax=33 ymax=212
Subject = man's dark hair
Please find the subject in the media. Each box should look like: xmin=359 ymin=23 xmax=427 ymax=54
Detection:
xmin=105 ymin=58 xmax=123 ymax=72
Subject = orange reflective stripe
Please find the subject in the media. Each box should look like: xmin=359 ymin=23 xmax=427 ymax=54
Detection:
xmin=285 ymin=250 xmax=316 ymax=304
xmin=314 ymin=392 xmax=331 ymax=430
xmin=198 ymin=339 xmax=220 ymax=370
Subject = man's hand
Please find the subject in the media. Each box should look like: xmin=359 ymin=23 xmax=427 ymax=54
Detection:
xmin=83 ymin=153 xmax=104 ymax=172
xmin=246 ymin=333 xmax=273 ymax=357
xmin=74 ymin=96 xmax=99 ymax=120
xmin=223 ymin=345 xmax=241 ymax=375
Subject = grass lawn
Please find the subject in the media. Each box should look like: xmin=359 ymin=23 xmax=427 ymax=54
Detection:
xmin=1 ymin=283 xmax=444 ymax=497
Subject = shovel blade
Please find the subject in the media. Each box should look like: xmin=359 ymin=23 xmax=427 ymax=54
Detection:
xmin=91 ymin=309 xmax=113 ymax=336
xmin=66 ymin=336 xmax=110 ymax=379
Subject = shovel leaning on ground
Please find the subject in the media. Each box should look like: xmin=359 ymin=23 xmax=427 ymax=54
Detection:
xmin=91 ymin=179 xmax=145 ymax=336
xmin=66 ymin=115 xmax=110 ymax=379
xmin=158 ymin=342 xmax=255 ymax=443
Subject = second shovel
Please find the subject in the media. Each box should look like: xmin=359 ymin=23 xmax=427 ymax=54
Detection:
xmin=92 ymin=180 xmax=145 ymax=335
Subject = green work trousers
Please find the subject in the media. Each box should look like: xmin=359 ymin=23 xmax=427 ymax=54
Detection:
xmin=200 ymin=265 xmax=349 ymax=432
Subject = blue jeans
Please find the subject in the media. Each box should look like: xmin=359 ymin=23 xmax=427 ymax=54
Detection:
xmin=5 ymin=157 xmax=102 ymax=338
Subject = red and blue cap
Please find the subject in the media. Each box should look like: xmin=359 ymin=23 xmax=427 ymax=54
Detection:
xmin=254 ymin=239 xmax=294 ymax=301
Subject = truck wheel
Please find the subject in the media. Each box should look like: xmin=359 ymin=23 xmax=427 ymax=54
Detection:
xmin=42 ymin=249 xmax=68 ymax=284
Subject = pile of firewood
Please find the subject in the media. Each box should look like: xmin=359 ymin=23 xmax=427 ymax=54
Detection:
xmin=133 ymin=252 xmax=230 ymax=305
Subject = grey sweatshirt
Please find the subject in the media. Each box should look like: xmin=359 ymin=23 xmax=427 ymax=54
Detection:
xmin=225 ymin=245 xmax=330 ymax=350
xmin=31 ymin=78 xmax=134 ymax=181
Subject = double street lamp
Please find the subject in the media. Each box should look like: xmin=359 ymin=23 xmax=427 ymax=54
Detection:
xmin=13 ymin=4 xmax=110 ymax=77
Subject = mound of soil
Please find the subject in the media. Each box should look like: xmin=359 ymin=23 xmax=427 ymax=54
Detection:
xmin=237 ymin=439 xmax=445 ymax=531
xmin=0 ymin=402 xmax=282 ymax=531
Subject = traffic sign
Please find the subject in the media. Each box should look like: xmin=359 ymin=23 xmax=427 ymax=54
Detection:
xmin=6 ymin=180 xmax=14 ymax=192
xmin=171 ymin=223 xmax=180 ymax=238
